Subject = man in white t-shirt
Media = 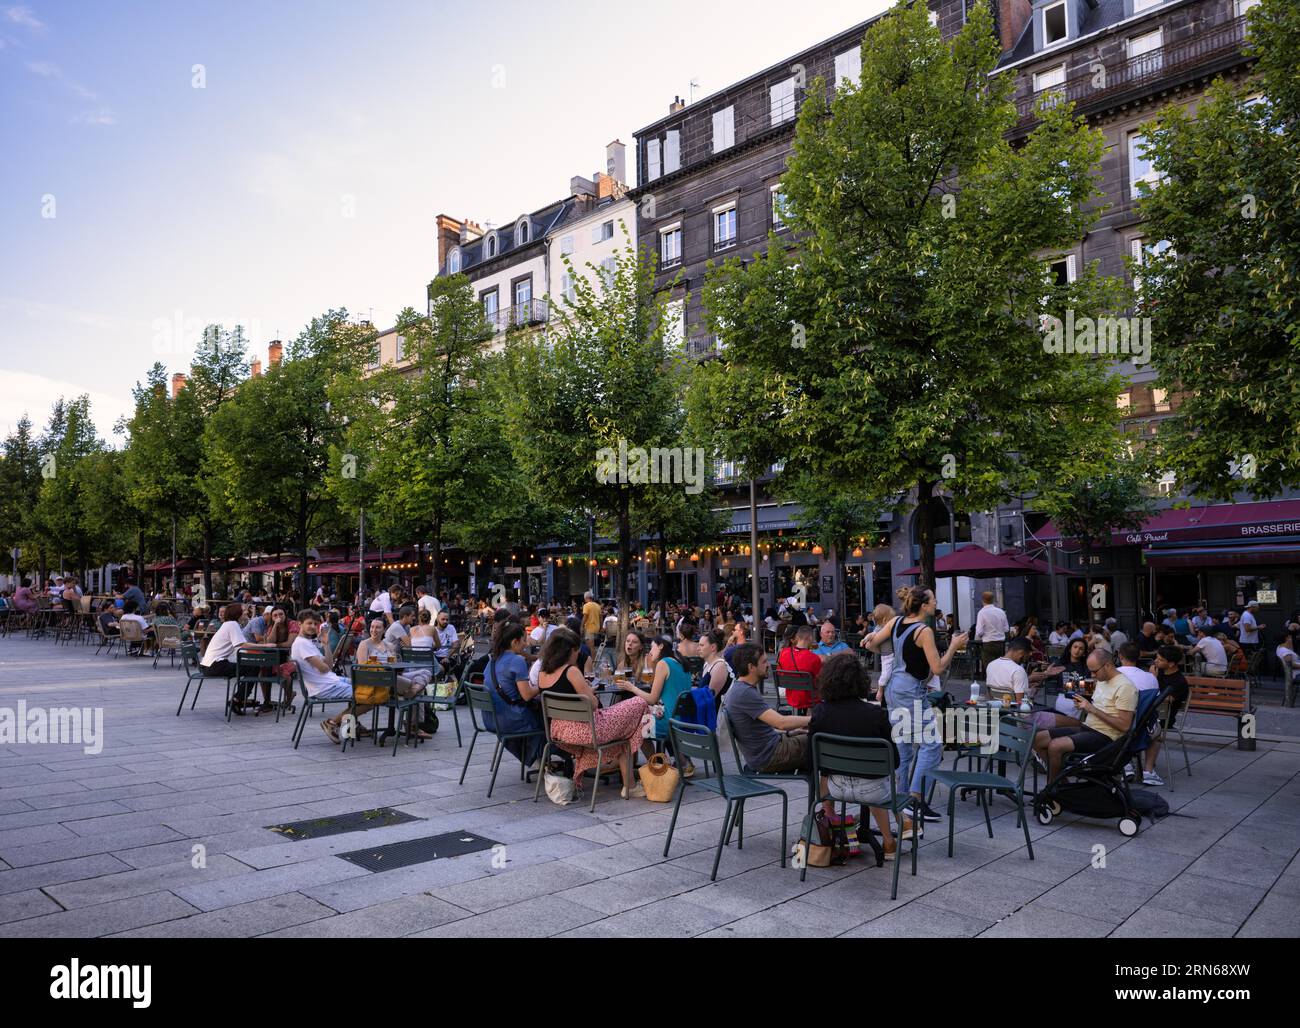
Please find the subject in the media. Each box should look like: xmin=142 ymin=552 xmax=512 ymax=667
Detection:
xmin=416 ymin=586 xmax=441 ymax=621
xmin=1105 ymin=619 xmax=1128 ymax=652
xmin=368 ymin=587 xmax=395 ymax=626
xmin=530 ymin=608 xmax=557 ymax=646
xmin=1239 ymin=601 xmax=1262 ymax=650
xmin=292 ymin=610 xmax=373 ymax=745
xmin=1190 ymin=626 xmax=1228 ymax=674
xmin=1117 ymin=644 xmax=1159 ymax=691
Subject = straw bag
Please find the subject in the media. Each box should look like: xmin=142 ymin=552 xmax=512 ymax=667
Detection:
xmin=637 ymin=753 xmax=680 ymax=803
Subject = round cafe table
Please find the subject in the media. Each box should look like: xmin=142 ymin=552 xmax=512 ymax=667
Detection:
xmin=350 ymin=660 xmax=434 ymax=743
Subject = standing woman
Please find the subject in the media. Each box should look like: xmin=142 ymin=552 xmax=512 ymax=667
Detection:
xmin=538 ymin=629 xmax=647 ymax=798
xmin=883 ymin=587 xmax=967 ymax=828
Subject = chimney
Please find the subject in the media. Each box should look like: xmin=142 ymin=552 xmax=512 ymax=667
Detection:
xmin=267 ymin=340 xmax=283 ymax=366
xmin=571 ymin=175 xmax=596 ymax=198
xmin=669 ymin=95 xmax=685 ymax=114
xmin=249 ymin=358 xmax=262 ymax=377
xmin=458 ymin=219 xmax=484 ymax=245
xmin=596 ymin=173 xmax=618 ymax=201
xmin=436 ymin=213 xmax=462 ymax=271
xmin=170 ymin=373 xmax=186 ymax=398
xmin=606 ymin=140 xmax=627 ymax=186
xmin=995 ymin=0 xmax=1033 ymax=53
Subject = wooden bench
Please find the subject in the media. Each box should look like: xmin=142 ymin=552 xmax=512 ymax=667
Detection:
xmin=1186 ymin=676 xmax=1256 ymax=751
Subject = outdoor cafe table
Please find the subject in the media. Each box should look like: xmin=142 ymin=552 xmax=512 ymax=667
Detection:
xmin=349 ymin=660 xmax=434 ymax=744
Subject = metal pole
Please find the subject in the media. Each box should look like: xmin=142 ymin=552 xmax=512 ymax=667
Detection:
xmin=358 ymin=509 xmax=365 ymax=605
xmin=948 ymin=501 xmax=958 ymax=630
xmin=1047 ymin=541 xmax=1058 ymax=629
xmin=749 ymin=479 xmax=760 ymax=632
xmin=171 ymin=517 xmax=177 ymax=597
xmin=588 ymin=514 xmax=595 ymax=597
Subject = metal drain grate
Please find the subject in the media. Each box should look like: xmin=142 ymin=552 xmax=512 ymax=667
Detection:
xmin=337 ymin=831 xmax=501 ymax=872
xmin=267 ymin=807 xmax=422 ymax=840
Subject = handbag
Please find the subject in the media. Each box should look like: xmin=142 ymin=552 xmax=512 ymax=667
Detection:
xmin=797 ymin=810 xmax=838 ymax=867
xmin=544 ymin=768 xmax=577 ymax=805
xmin=637 ymin=753 xmax=680 ymax=803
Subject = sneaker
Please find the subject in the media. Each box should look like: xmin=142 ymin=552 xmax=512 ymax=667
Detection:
xmin=1123 ymin=769 xmax=1137 ymax=782
xmin=897 ymin=817 xmax=923 ymax=842
xmin=881 ymin=843 xmax=897 ymax=861
xmin=1142 ymin=770 xmax=1165 ymax=786
xmin=1032 ymin=752 xmax=1048 ymax=774
xmin=913 ymin=800 xmax=943 ymax=823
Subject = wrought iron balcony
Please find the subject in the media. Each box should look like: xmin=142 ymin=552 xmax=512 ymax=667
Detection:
xmin=487 ymin=299 xmax=549 ymax=332
xmin=1013 ymin=15 xmax=1250 ymax=129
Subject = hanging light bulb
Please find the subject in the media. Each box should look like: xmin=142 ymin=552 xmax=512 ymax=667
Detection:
xmin=812 ymin=545 xmax=823 ymax=555
xmin=852 ymin=547 xmax=863 ymax=558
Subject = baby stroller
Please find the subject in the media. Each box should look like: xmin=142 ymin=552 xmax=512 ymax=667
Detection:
xmin=1033 ymin=685 xmax=1171 ymax=837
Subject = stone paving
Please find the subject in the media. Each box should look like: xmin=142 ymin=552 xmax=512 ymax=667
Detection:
xmin=0 ymin=634 xmax=1297 ymax=938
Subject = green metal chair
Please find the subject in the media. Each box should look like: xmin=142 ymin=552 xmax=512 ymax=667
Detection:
xmin=533 ymin=691 xmax=629 ymax=812
xmin=800 ymin=734 xmax=919 ymax=900
xmin=459 ymin=680 xmax=544 ymax=797
xmin=349 ymin=664 xmax=402 ymax=754
xmin=176 ymin=640 xmax=206 ymax=716
xmin=665 ymin=719 xmax=789 ymax=881
xmin=232 ymin=650 xmax=278 ymax=722
xmin=922 ymin=715 xmax=1037 ymax=860
xmin=722 ymin=708 xmax=815 ymax=816
xmin=290 ymin=667 xmax=354 ymax=749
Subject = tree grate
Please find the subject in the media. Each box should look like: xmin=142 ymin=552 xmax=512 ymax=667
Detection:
xmin=336 ymin=831 xmax=501 ymax=872
xmin=267 ymin=807 xmax=422 ymax=840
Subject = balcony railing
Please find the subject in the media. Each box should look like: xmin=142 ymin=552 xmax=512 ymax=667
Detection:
xmin=1013 ymin=15 xmax=1250 ymax=128
xmin=685 ymin=335 xmax=721 ymax=360
xmin=487 ymin=299 xmax=549 ymax=332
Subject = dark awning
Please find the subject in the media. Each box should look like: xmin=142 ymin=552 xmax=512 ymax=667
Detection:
xmin=1143 ymin=542 xmax=1300 ymax=569
xmin=1037 ymin=499 xmax=1300 ymax=547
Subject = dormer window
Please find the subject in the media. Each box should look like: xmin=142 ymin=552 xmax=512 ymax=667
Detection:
xmin=486 ymin=233 xmax=498 ymax=259
xmin=1042 ymin=2 xmax=1068 ymax=46
xmin=516 ymin=219 xmax=531 ymax=246
xmin=448 ymin=248 xmax=461 ymax=274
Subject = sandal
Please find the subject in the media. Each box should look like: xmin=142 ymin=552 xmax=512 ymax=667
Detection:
xmin=320 ymin=720 xmax=340 ymax=744
xmin=256 ymin=703 xmax=277 ymax=715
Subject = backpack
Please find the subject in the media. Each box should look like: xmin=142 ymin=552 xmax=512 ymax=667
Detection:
xmin=1128 ymin=788 xmax=1169 ymax=820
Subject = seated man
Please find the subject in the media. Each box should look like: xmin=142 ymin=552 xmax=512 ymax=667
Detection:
xmin=1034 ymin=649 xmax=1138 ymax=781
xmin=293 ymin=610 xmax=377 ymax=745
xmin=384 ymin=604 xmax=417 ymax=649
xmin=813 ymin=620 xmax=850 ymax=658
xmin=1142 ymin=645 xmax=1189 ymax=786
xmin=986 ymin=637 xmax=1079 ymax=732
xmin=722 ymin=643 xmax=811 ymax=774
xmin=1189 ymin=626 xmax=1228 ymax=674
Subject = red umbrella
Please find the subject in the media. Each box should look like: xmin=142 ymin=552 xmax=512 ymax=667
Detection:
xmin=900 ymin=544 xmax=1058 ymax=578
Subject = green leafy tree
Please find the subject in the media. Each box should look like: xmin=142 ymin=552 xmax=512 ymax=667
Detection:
xmin=792 ymin=478 xmax=882 ymax=626
xmin=1136 ymin=0 xmax=1299 ymax=498
xmin=0 ymin=416 xmax=42 ymax=580
xmin=205 ymin=311 xmax=370 ymax=599
xmin=737 ymin=0 xmax=1128 ymax=588
xmin=30 ymin=396 xmax=113 ymax=582
xmin=500 ymin=236 xmax=684 ymax=630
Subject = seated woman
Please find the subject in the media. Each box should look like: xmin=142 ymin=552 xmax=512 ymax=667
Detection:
xmin=620 ymin=635 xmax=693 ymax=770
xmin=537 ymin=628 xmax=647 ymax=798
xmin=696 ymin=628 xmax=735 ymax=699
xmin=355 ymin=616 xmax=430 ymax=737
xmin=618 ymin=629 xmax=649 ymax=681
xmin=808 ymin=652 xmax=901 ymax=859
xmin=98 ymin=600 xmax=121 ymax=638
xmin=255 ymin=606 xmax=300 ymax=713
xmin=406 ymin=609 xmax=440 ymax=689
xmin=481 ymin=623 xmax=545 ymax=768
xmin=1031 ymin=635 xmax=1088 ymax=730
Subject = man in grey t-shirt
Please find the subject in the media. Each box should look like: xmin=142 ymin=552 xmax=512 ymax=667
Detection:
xmin=384 ymin=605 xmax=416 ymax=649
xmin=721 ymin=643 xmax=811 ymax=773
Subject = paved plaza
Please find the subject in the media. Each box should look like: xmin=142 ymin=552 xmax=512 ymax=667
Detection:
xmin=0 ymin=635 xmax=1297 ymax=939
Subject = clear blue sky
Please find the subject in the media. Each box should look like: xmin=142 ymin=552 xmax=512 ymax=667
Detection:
xmin=0 ymin=0 xmax=889 ymax=439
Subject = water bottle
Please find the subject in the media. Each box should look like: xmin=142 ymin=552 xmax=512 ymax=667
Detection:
xmin=969 ymin=680 xmax=982 ymax=704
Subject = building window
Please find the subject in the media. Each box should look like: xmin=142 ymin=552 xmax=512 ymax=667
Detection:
xmin=1042 ymin=2 xmax=1068 ymax=45
xmin=664 ymin=129 xmax=681 ymax=174
xmin=713 ymin=203 xmax=737 ymax=251
xmin=771 ymin=186 xmax=789 ymax=229
xmin=1134 ymin=0 xmax=1164 ymax=10
xmin=1236 ymin=0 xmax=1260 ymax=15
xmin=713 ymin=106 xmax=735 ymax=153
xmin=560 ymin=234 xmax=575 ymax=256
xmin=486 ymin=234 xmax=498 ymax=259
xmin=1130 ymin=236 xmax=1173 ymax=294
xmin=647 ymin=138 xmax=662 ymax=181
xmin=659 ymin=225 xmax=682 ymax=267
xmin=561 ymin=273 xmax=576 ymax=304
xmin=448 ymin=249 xmax=461 ymax=274
xmin=770 ymin=76 xmax=797 ymax=126
xmin=1128 ymin=130 xmax=1161 ymax=197
xmin=1128 ymin=28 xmax=1163 ymax=72
xmin=1116 ymin=391 xmax=1132 ymax=412
xmin=516 ymin=220 xmax=531 ymax=246
xmin=1048 ymin=254 xmax=1077 ymax=285
xmin=482 ymin=289 xmax=499 ymax=324
xmin=599 ymin=256 xmax=617 ymax=287
xmin=1153 ymin=388 xmax=1170 ymax=412
xmin=513 ymin=279 xmax=532 ymax=322
xmin=664 ymin=299 xmax=685 ymax=350
xmin=834 ymin=47 xmax=861 ymax=87
xmin=592 ymin=220 xmax=614 ymax=244
xmin=395 ymin=334 xmax=406 ymax=362
xmin=929 ymin=8 xmax=938 ymax=27
xmin=1034 ymin=63 xmax=1067 ymax=105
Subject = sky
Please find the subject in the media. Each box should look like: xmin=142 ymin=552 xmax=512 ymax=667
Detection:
xmin=0 ymin=0 xmax=891 ymax=440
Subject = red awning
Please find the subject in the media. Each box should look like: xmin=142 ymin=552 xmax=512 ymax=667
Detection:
xmin=1036 ymin=499 xmax=1300 ymax=547
xmin=309 ymin=562 xmax=367 ymax=575
xmin=901 ymin=545 xmax=1057 ymax=578
xmin=1144 ymin=543 xmax=1300 ymax=569
xmin=239 ymin=559 xmax=300 ymax=573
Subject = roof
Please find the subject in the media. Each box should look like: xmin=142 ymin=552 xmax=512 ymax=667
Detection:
xmin=999 ymin=0 xmax=1186 ymax=68
xmin=442 ymin=197 xmax=576 ymax=277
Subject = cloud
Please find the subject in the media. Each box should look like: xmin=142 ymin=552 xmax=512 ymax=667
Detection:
xmin=25 ymin=59 xmax=57 ymax=75
xmin=0 ymin=369 xmax=131 ymax=442
xmin=4 ymin=6 xmax=45 ymax=31
xmin=72 ymin=108 xmax=115 ymax=126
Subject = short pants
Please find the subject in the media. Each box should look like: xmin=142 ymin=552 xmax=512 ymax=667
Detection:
xmin=1046 ymin=726 xmax=1112 ymax=753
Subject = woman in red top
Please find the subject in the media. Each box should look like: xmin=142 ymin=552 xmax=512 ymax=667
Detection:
xmin=776 ymin=624 xmax=822 ymax=711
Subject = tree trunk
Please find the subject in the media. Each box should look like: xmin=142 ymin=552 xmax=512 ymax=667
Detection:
xmin=916 ymin=479 xmax=936 ymax=592
xmin=616 ymin=492 xmax=631 ymax=649
xmin=749 ymin=478 xmax=761 ymax=634
xmin=836 ymin=534 xmax=849 ymax=629
xmin=1082 ymin=540 xmax=1093 ymax=630
xmin=201 ymin=523 xmax=213 ymax=599
xmin=297 ymin=492 xmax=310 ymax=610
xmin=656 ymin=527 xmax=669 ymax=607
xmin=431 ymin=516 xmax=443 ymax=597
